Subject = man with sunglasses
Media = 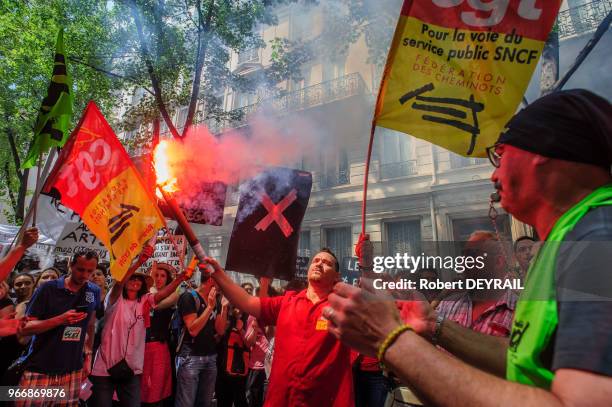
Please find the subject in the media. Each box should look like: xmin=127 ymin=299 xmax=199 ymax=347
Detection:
xmin=325 ymin=89 xmax=612 ymax=406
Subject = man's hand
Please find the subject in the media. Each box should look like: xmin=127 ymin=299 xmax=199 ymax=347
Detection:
xmin=0 ymin=318 xmax=21 ymax=337
xmin=355 ymin=233 xmax=373 ymax=268
xmin=207 ymin=287 xmax=217 ymax=308
xmin=202 ymin=257 xmax=224 ymax=274
xmin=18 ymin=227 xmax=38 ymax=250
xmin=58 ymin=310 xmax=88 ymax=325
xmin=397 ymin=290 xmax=438 ymax=339
xmin=324 ymin=282 xmax=402 ymax=357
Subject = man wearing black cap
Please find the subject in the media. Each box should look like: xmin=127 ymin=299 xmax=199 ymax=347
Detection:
xmin=323 ymin=90 xmax=612 ymax=406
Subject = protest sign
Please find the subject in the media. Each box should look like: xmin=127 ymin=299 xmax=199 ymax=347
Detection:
xmin=54 ymin=220 xmax=110 ymax=261
xmin=139 ymin=233 xmax=187 ymax=272
xmin=375 ymin=0 xmax=561 ymax=156
xmin=226 ymin=168 xmax=312 ymax=280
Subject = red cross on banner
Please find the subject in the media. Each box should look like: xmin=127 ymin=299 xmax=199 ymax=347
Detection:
xmin=254 ymin=189 xmax=297 ymax=237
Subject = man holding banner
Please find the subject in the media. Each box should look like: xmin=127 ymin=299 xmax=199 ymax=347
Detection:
xmin=325 ymin=90 xmax=612 ymax=405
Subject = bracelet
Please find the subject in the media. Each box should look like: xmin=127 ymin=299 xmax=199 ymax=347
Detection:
xmin=431 ymin=314 xmax=444 ymax=345
xmin=377 ymin=324 xmax=412 ymax=369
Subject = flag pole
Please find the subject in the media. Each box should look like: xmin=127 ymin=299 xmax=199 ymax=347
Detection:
xmin=9 ymin=148 xmax=58 ymax=250
xmin=360 ymin=120 xmax=376 ymax=236
xmin=32 ymin=153 xmax=44 ymax=226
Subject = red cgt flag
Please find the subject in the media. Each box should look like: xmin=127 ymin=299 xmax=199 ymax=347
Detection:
xmin=43 ymin=101 xmax=165 ymax=280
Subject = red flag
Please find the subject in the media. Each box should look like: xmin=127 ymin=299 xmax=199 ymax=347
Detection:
xmin=43 ymin=101 xmax=165 ymax=280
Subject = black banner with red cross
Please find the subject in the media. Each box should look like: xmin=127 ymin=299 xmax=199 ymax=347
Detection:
xmin=226 ymin=168 xmax=312 ymax=280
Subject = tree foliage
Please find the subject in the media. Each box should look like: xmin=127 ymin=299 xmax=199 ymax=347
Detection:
xmin=0 ymin=0 xmax=122 ymax=223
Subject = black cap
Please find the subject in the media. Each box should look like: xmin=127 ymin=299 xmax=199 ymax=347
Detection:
xmin=498 ymin=89 xmax=612 ymax=168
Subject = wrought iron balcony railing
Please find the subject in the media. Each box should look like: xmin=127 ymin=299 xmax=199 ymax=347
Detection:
xmin=379 ymin=160 xmax=418 ymax=179
xmin=558 ymin=0 xmax=611 ymax=39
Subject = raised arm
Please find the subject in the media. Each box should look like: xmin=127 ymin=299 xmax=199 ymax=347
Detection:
xmin=108 ymin=244 xmax=154 ymax=306
xmin=182 ymin=287 xmax=216 ymax=338
xmin=204 ymin=258 xmax=261 ymax=319
xmin=0 ymin=227 xmax=38 ymax=282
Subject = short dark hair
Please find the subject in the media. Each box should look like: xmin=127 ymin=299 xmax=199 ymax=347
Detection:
xmin=12 ymin=272 xmax=35 ymax=286
xmin=318 ymin=247 xmax=340 ymax=272
xmin=514 ymin=236 xmax=536 ymax=252
xmin=70 ymin=250 xmax=99 ymax=266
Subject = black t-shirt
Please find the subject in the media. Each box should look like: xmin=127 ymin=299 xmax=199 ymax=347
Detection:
xmin=146 ymin=307 xmax=174 ymax=343
xmin=177 ymin=291 xmax=218 ymax=356
xmin=549 ymin=205 xmax=612 ymax=376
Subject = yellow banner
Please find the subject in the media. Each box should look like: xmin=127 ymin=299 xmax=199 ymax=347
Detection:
xmin=376 ymin=1 xmax=561 ymax=157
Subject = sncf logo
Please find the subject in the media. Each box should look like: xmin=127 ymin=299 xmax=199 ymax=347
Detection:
xmin=432 ymin=0 xmax=543 ymax=27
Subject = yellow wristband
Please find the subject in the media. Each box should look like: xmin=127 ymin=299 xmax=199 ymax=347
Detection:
xmin=377 ymin=324 xmax=412 ymax=368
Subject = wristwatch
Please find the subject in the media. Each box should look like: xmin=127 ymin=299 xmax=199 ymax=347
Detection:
xmin=431 ymin=314 xmax=444 ymax=345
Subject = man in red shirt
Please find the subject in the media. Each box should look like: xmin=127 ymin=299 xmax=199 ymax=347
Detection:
xmin=204 ymin=248 xmax=354 ymax=407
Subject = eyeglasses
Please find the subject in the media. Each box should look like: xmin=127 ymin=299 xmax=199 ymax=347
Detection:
xmin=486 ymin=144 xmax=502 ymax=168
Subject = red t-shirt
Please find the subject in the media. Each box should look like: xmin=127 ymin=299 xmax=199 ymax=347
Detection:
xmin=260 ymin=290 xmax=354 ymax=407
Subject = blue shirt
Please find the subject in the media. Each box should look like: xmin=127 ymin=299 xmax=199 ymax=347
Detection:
xmin=24 ymin=276 xmax=101 ymax=375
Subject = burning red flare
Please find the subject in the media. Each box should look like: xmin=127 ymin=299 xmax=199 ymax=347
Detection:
xmin=154 ymin=140 xmax=178 ymax=197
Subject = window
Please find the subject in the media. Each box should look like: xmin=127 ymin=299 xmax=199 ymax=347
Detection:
xmin=320 ymin=149 xmax=349 ymax=188
xmin=298 ymin=230 xmax=311 ymax=257
xmin=324 ymin=226 xmax=352 ymax=261
xmin=386 ymin=220 xmax=421 ymax=256
xmin=452 ymin=215 xmax=511 ymax=242
xmin=379 ymin=129 xmax=416 ymax=179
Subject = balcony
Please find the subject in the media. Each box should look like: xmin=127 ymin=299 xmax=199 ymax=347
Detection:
xmin=379 ymin=160 xmax=418 ymax=179
xmin=558 ymin=0 xmax=611 ymax=40
xmin=211 ymin=73 xmax=368 ymax=133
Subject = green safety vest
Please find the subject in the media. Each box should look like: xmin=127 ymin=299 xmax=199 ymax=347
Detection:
xmin=506 ymin=184 xmax=612 ymax=388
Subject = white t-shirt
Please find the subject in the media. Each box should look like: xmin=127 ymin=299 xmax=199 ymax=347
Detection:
xmin=92 ymin=292 xmax=155 ymax=376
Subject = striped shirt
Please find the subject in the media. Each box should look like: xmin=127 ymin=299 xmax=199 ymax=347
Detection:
xmin=435 ymin=290 xmax=517 ymax=337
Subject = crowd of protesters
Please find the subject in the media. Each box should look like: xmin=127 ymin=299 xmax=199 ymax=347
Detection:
xmin=0 ymin=223 xmax=542 ymax=407
xmin=1 ymin=90 xmax=610 ymax=405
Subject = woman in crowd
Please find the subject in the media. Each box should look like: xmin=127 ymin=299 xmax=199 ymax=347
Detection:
xmin=12 ymin=272 xmax=34 ymax=317
xmin=90 ymin=265 xmax=108 ymax=300
xmin=34 ymin=267 xmax=60 ymax=289
xmin=141 ymin=262 xmax=180 ymax=406
xmin=89 ymin=258 xmax=187 ymax=407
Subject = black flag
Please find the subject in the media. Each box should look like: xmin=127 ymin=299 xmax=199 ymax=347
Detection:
xmin=226 ymin=168 xmax=312 ymax=280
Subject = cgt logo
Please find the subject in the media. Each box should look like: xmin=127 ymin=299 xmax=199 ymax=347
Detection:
xmin=432 ymin=0 xmax=543 ymax=27
xmin=509 ymin=320 xmax=530 ymax=352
